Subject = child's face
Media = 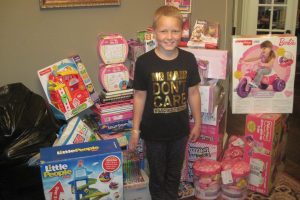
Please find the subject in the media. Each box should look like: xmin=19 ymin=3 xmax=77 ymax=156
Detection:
xmin=154 ymin=16 xmax=182 ymax=53
xmin=261 ymin=47 xmax=272 ymax=56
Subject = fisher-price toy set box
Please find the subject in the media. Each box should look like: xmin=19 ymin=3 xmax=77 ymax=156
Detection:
xmin=40 ymin=139 xmax=123 ymax=200
xmin=37 ymin=55 xmax=96 ymax=120
xmin=232 ymin=35 xmax=297 ymax=114
xmin=243 ymin=114 xmax=283 ymax=195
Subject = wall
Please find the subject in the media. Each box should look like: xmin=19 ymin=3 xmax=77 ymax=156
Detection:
xmin=0 ymin=0 xmax=233 ymax=96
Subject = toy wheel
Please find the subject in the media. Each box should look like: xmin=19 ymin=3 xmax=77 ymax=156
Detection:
xmin=237 ymin=78 xmax=251 ymax=98
xmin=259 ymin=83 xmax=268 ymax=90
xmin=273 ymin=79 xmax=285 ymax=92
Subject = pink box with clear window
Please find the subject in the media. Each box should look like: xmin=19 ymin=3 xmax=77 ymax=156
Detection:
xmin=243 ymin=113 xmax=283 ymax=195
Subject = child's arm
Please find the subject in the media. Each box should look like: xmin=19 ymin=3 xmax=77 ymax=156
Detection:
xmin=188 ymin=84 xmax=201 ymax=142
xmin=129 ymin=90 xmax=147 ymax=151
xmin=240 ymin=56 xmax=260 ymax=64
xmin=259 ymin=57 xmax=275 ymax=68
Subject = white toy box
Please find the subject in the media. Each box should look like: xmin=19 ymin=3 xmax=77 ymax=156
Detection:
xmin=232 ymin=35 xmax=297 ymax=113
xmin=40 ymin=139 xmax=123 ymax=200
xmin=181 ymin=47 xmax=228 ymax=80
xmin=37 ymin=55 xmax=96 ymax=120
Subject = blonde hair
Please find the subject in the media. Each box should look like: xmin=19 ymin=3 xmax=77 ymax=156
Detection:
xmin=152 ymin=5 xmax=183 ymax=29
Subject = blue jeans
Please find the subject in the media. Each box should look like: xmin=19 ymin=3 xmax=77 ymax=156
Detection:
xmin=145 ymin=136 xmax=188 ymax=200
xmin=254 ymin=67 xmax=271 ymax=85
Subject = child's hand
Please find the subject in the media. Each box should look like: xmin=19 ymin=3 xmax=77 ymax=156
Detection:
xmin=189 ymin=125 xmax=201 ymax=142
xmin=128 ymin=130 xmax=140 ymax=151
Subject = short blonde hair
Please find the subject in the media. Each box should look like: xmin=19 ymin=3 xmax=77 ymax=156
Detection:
xmin=152 ymin=5 xmax=183 ymax=29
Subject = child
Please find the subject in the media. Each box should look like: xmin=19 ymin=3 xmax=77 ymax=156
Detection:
xmin=241 ymin=40 xmax=276 ymax=88
xmin=129 ymin=5 xmax=201 ymax=200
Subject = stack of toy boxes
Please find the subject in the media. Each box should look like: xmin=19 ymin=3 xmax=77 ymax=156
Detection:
xmin=243 ymin=114 xmax=283 ymax=195
xmin=231 ymin=34 xmax=297 ymax=196
xmin=39 ymin=139 xmax=123 ymax=200
xmin=95 ymin=33 xmax=134 ymax=146
xmin=179 ymin=48 xmax=228 ymax=184
xmin=37 ymin=55 xmax=97 ymax=121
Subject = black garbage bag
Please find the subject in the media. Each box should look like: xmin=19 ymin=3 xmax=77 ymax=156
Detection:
xmin=0 ymin=83 xmax=64 ymax=200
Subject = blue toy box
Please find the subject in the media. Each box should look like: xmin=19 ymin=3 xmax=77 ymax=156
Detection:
xmin=40 ymin=139 xmax=123 ymax=200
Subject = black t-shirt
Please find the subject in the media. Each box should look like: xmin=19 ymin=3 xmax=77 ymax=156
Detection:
xmin=133 ymin=48 xmax=200 ymax=141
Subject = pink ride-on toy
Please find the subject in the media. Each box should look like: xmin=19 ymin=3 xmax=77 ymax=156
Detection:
xmin=236 ymin=66 xmax=286 ymax=98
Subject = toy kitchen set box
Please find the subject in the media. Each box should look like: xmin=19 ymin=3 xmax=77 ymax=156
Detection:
xmin=39 ymin=139 xmax=123 ymax=200
xmin=37 ymin=55 xmax=97 ymax=120
xmin=232 ymin=35 xmax=297 ymax=114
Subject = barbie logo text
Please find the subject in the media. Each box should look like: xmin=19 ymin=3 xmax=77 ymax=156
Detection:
xmin=279 ymin=38 xmax=296 ymax=46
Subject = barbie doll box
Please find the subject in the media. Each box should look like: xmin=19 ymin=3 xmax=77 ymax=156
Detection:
xmin=37 ymin=55 xmax=96 ymax=121
xmin=40 ymin=139 xmax=123 ymax=200
xmin=232 ymin=35 xmax=297 ymax=114
xmin=243 ymin=113 xmax=283 ymax=195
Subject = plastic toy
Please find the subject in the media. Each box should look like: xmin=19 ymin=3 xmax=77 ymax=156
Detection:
xmin=48 ymin=66 xmax=90 ymax=113
xmin=236 ymin=63 xmax=286 ymax=98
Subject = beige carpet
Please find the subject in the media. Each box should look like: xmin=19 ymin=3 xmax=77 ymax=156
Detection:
xmin=246 ymin=171 xmax=300 ymax=200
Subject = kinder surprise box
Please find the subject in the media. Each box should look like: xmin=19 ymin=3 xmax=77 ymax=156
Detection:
xmin=97 ymin=33 xmax=128 ymax=65
xmin=243 ymin=114 xmax=283 ymax=195
xmin=232 ymin=35 xmax=297 ymax=114
xmin=40 ymin=139 xmax=123 ymax=200
xmin=37 ymin=55 xmax=96 ymax=120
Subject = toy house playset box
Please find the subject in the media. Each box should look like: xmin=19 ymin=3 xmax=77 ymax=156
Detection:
xmin=40 ymin=139 xmax=123 ymax=200
xmin=37 ymin=55 xmax=97 ymax=120
xmin=232 ymin=35 xmax=297 ymax=114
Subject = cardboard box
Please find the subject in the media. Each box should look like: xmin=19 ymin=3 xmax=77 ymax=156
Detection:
xmin=40 ymin=139 xmax=123 ymax=200
xmin=232 ymin=35 xmax=297 ymax=113
xmin=181 ymin=47 xmax=227 ymax=80
xmin=243 ymin=114 xmax=283 ymax=195
xmin=37 ymin=55 xmax=96 ymax=120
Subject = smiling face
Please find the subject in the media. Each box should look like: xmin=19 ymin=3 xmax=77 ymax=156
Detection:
xmin=154 ymin=16 xmax=182 ymax=58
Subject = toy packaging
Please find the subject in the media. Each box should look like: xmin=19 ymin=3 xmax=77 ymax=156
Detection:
xmin=40 ymin=139 xmax=123 ymax=200
xmin=181 ymin=47 xmax=228 ymax=80
xmin=232 ymin=35 xmax=297 ymax=113
xmin=243 ymin=113 xmax=283 ymax=195
xmin=37 ymin=55 xmax=95 ymax=120
xmin=165 ymin=0 xmax=192 ymax=13
xmin=98 ymin=63 xmax=130 ymax=92
xmin=178 ymin=181 xmax=195 ymax=199
xmin=53 ymin=116 xmax=100 ymax=147
xmin=97 ymin=33 xmax=128 ymax=65
xmin=187 ymin=20 xmax=220 ymax=49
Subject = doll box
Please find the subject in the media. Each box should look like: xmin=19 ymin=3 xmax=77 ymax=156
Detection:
xmin=97 ymin=33 xmax=128 ymax=64
xmin=243 ymin=114 xmax=283 ymax=195
xmin=232 ymin=35 xmax=297 ymax=114
xmin=181 ymin=47 xmax=228 ymax=80
xmin=40 ymin=139 xmax=123 ymax=200
xmin=37 ymin=55 xmax=95 ymax=121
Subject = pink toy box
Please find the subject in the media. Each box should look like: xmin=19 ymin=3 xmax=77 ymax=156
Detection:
xmin=39 ymin=139 xmax=123 ymax=200
xmin=181 ymin=47 xmax=228 ymax=80
xmin=243 ymin=113 xmax=283 ymax=195
xmin=37 ymin=55 xmax=96 ymax=120
xmin=97 ymin=33 xmax=128 ymax=65
xmin=232 ymin=35 xmax=297 ymax=113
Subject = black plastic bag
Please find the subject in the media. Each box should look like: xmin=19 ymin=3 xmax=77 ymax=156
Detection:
xmin=0 ymin=83 xmax=63 ymax=199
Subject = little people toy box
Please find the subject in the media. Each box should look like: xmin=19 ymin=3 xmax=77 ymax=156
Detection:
xmin=37 ymin=55 xmax=96 ymax=120
xmin=243 ymin=114 xmax=283 ymax=195
xmin=40 ymin=139 xmax=123 ymax=200
xmin=232 ymin=35 xmax=297 ymax=113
